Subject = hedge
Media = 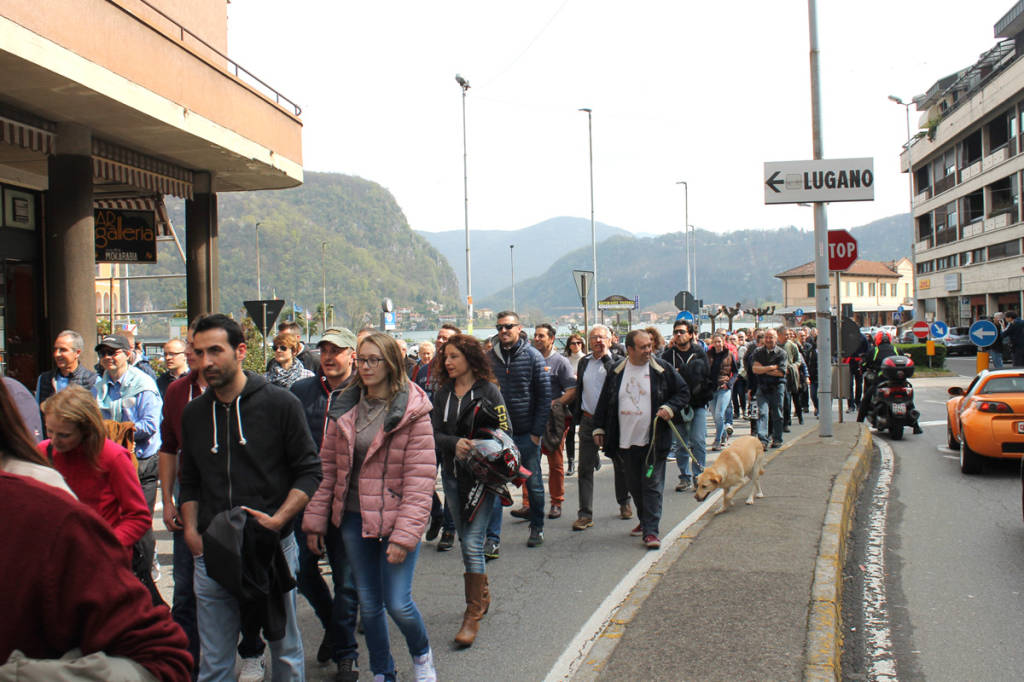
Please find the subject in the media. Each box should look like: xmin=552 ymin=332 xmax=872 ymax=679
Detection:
xmin=895 ymin=342 xmax=947 ymax=368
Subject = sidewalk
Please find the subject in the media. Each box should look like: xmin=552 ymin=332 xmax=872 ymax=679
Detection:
xmin=574 ymin=421 xmax=872 ymax=681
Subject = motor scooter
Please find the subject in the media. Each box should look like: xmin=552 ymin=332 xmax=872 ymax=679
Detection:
xmin=863 ymin=355 xmax=920 ymax=440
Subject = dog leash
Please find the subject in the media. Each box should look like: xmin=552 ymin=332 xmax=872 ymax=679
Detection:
xmin=642 ymin=416 xmax=702 ymax=478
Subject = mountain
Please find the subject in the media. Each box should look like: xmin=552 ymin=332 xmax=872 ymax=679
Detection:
xmin=479 ymin=214 xmax=912 ymax=317
xmin=416 ymin=218 xmax=630 ymax=298
xmin=130 ymin=171 xmax=461 ymax=329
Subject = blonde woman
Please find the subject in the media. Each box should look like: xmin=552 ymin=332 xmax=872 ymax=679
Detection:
xmin=266 ymin=332 xmax=314 ymax=388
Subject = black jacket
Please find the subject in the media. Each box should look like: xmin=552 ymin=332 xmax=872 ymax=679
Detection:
xmin=572 ymin=352 xmax=618 ymax=420
xmin=488 ymin=334 xmax=551 ymax=437
xmin=179 ymin=372 xmax=322 ymax=534
xmin=35 ymin=364 xmax=97 ymax=405
xmin=290 ymin=373 xmax=357 ymax=450
xmin=592 ymin=356 xmax=690 ymax=459
xmin=431 ymin=379 xmax=509 ymax=472
xmin=661 ymin=344 xmax=711 ymax=408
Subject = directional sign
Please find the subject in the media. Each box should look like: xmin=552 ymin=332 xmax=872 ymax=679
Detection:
xmin=912 ymin=320 xmax=930 ymax=339
xmin=794 ymin=307 xmax=804 ymax=317
xmin=764 ymin=158 xmax=875 ymax=205
xmin=676 ymin=310 xmax=695 ymax=324
xmin=893 ymin=311 xmax=902 ymax=323
xmin=930 ymin=321 xmax=949 ymax=339
xmin=968 ymin=320 xmax=998 ymax=348
xmin=827 ymin=229 xmax=858 ymax=271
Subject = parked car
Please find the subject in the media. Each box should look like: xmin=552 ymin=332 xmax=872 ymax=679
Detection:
xmin=946 ymin=369 xmax=1024 ymax=473
xmin=943 ymin=326 xmax=976 ymax=355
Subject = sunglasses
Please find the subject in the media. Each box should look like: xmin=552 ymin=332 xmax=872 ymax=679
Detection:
xmin=274 ymin=345 xmax=291 ymax=352
xmin=97 ymin=348 xmax=122 ymax=357
xmin=496 ymin=323 xmax=519 ymax=331
xmin=568 ymin=340 xmax=582 ymax=346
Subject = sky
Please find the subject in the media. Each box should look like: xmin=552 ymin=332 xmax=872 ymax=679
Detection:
xmin=226 ymin=1 xmax=1014 ymax=236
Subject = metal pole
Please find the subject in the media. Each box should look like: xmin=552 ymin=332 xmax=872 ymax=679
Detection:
xmin=809 ymin=0 xmax=833 ymax=437
xmin=582 ymin=276 xmax=589 ymax=350
xmin=255 ymin=222 xmax=262 ymax=300
xmin=457 ymin=75 xmax=473 ymax=333
xmin=890 ymin=95 xmax=918 ymax=320
xmin=322 ymin=241 xmax=327 ymax=332
xmin=509 ymin=244 xmax=516 ymax=312
xmin=835 ymin=270 xmax=843 ymax=423
xmin=580 ymin=108 xmax=597 ymax=325
xmin=677 ymin=181 xmax=688 ymax=293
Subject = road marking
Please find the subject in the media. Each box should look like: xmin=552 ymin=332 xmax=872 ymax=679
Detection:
xmin=864 ymin=439 xmax=897 ymax=680
xmin=918 ymin=420 xmax=944 ymax=427
xmin=544 ymin=490 xmax=723 ymax=681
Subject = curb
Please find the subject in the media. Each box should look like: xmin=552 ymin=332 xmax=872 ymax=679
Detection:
xmin=568 ymin=429 xmax=815 ymax=680
xmin=804 ymin=424 xmax=873 ymax=681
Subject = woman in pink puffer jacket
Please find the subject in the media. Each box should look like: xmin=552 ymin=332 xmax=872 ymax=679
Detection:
xmin=304 ymin=332 xmax=437 ymax=682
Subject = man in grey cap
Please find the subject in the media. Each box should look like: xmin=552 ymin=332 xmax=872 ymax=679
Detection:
xmin=288 ymin=327 xmax=361 ymax=680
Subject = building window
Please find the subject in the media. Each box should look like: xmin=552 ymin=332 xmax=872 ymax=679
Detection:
xmin=857 ymin=281 xmax=865 ymax=296
xmin=962 ymin=129 xmax=982 ymax=166
xmin=917 ymin=260 xmax=934 ymax=274
xmin=869 ymin=282 xmax=876 ymax=296
xmin=987 ymin=110 xmax=1012 ymax=151
xmin=963 ymin=189 xmax=984 ymax=224
xmin=890 ymin=283 xmax=897 ymax=297
xmin=844 ymin=281 xmax=851 ymax=296
xmin=914 ymin=165 xmax=931 ymax=195
xmin=934 ymin=200 xmax=959 ymax=245
xmin=960 ymin=247 xmax=985 ymax=266
xmin=806 ymin=283 xmax=815 ymax=297
xmin=988 ymin=238 xmax=1021 ymax=260
xmin=988 ymin=175 xmax=1019 ymax=218
xmin=904 ymin=283 xmax=910 ymax=298
xmin=916 ymin=213 xmax=933 ymax=242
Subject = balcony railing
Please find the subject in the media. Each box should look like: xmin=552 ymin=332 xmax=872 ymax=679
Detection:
xmin=933 ymin=173 xmax=958 ymax=195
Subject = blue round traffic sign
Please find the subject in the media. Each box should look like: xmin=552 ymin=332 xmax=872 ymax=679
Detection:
xmin=794 ymin=307 xmax=804 ymax=317
xmin=968 ymin=320 xmax=998 ymax=348
xmin=676 ymin=310 xmax=695 ymax=323
xmin=897 ymin=305 xmax=905 ymax=314
xmin=929 ymin=321 xmax=948 ymax=339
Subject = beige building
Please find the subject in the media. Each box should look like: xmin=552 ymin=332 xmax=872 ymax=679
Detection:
xmin=901 ymin=3 xmax=1024 ymax=325
xmin=0 ymin=1 xmax=302 ymax=386
xmin=775 ymin=258 xmax=915 ymax=326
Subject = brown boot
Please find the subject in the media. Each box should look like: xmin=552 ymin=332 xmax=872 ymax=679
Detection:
xmin=454 ymin=573 xmax=488 ymax=648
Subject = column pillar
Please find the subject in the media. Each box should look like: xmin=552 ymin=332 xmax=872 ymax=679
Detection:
xmin=45 ymin=124 xmax=96 ymax=365
xmin=186 ymin=172 xmax=219 ymax=320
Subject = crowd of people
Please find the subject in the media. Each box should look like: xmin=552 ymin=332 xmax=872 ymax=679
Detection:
xmin=0 ymin=312 xmax=878 ymax=682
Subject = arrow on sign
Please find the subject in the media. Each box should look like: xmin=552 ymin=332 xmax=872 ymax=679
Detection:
xmin=765 ymin=171 xmax=783 ymax=194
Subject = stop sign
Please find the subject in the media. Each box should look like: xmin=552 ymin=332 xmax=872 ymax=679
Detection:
xmin=912 ymin=320 xmax=929 ymax=339
xmin=827 ymin=229 xmax=858 ymax=271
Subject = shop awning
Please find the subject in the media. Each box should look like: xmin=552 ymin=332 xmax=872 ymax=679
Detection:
xmin=92 ymin=139 xmax=193 ymax=199
xmin=0 ymin=114 xmax=54 ymax=155
xmin=92 ymin=195 xmax=173 ymax=236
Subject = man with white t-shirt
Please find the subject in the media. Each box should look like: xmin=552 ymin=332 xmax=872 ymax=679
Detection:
xmin=592 ymin=330 xmax=689 ymax=550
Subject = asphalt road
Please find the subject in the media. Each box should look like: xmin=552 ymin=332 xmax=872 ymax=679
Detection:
xmin=843 ymin=357 xmax=1024 ymax=679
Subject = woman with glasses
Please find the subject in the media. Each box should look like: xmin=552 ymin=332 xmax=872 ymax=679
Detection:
xmin=431 ymin=334 xmax=508 ymax=648
xmin=265 ymin=332 xmax=314 ymax=389
xmin=563 ymin=334 xmax=586 ymax=477
xmin=304 ymin=332 xmax=437 ymax=682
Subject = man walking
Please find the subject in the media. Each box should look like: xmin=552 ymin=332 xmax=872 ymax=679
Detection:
xmin=290 ymin=328 xmax=361 ymax=681
xmin=180 ymin=314 xmax=322 ymax=681
xmin=661 ymin=320 xmax=710 ymax=492
xmin=157 ymin=337 xmax=189 ymax=397
xmin=485 ymin=311 xmax=551 ymax=554
xmin=593 ymin=330 xmax=689 ymax=550
xmin=571 ymin=324 xmax=632 ymax=531
xmin=36 ymin=329 xmax=97 ymax=406
xmin=752 ymin=329 xmax=788 ymax=449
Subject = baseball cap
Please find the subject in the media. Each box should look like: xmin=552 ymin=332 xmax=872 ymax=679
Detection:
xmin=95 ymin=335 xmax=131 ymax=352
xmin=318 ymin=328 xmax=357 ymax=350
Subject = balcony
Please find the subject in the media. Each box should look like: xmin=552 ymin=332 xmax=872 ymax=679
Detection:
xmin=934 ymin=173 xmax=958 ymax=195
xmin=914 ymin=187 xmax=932 ymax=206
xmin=962 ymin=220 xmax=984 ymax=238
xmin=914 ymin=238 xmax=933 ymax=254
xmin=960 ymin=160 xmax=983 ymax=182
xmin=984 ymin=211 xmax=1012 ymax=232
xmin=984 ymin=146 xmax=1011 ymax=171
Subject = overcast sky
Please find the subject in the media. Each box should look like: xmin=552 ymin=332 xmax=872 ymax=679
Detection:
xmin=226 ymin=1 xmax=1012 ymax=236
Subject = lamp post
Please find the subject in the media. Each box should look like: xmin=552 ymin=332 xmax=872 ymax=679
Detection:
xmin=579 ymin=107 xmax=597 ymax=326
xmin=509 ymin=244 xmax=516 ymax=312
xmin=255 ymin=221 xmax=263 ymax=300
xmin=889 ymin=94 xmax=919 ymax=319
xmin=676 ymin=181 xmax=692 ymax=295
xmin=321 ymin=241 xmax=327 ymax=333
xmin=456 ymin=73 xmax=474 ymax=332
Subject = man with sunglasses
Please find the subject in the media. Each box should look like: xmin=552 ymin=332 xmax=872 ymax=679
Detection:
xmin=484 ymin=311 xmax=551 ymax=555
xmin=661 ymin=320 xmax=710 ymax=492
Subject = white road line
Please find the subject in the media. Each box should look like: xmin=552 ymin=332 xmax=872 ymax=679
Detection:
xmin=864 ymin=439 xmax=897 ymax=680
xmin=544 ymin=490 xmax=723 ymax=681
xmin=918 ymin=420 xmax=944 ymax=427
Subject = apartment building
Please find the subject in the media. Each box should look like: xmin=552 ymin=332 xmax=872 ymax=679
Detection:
xmin=902 ymin=2 xmax=1024 ymax=326
xmin=0 ymin=1 xmax=302 ymax=385
xmin=775 ymin=258 xmax=915 ymax=327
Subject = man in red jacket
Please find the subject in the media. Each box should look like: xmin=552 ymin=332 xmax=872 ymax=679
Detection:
xmin=0 ymin=472 xmax=191 ymax=680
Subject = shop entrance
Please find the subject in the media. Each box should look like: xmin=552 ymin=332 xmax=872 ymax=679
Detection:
xmin=0 ymin=260 xmax=40 ymax=388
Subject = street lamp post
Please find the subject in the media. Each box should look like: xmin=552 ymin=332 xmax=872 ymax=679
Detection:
xmin=509 ymin=244 xmax=516 ymax=312
xmin=255 ymin=221 xmax=263 ymax=300
xmin=456 ymin=74 xmax=474 ymax=332
xmin=321 ymin=241 xmax=327 ymax=332
xmin=889 ymin=94 xmax=919 ymax=319
xmin=676 ymin=181 xmax=689 ymax=294
xmin=579 ymin=107 xmax=597 ymax=327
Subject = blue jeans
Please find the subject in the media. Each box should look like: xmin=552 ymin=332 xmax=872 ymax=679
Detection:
xmin=671 ymin=406 xmax=706 ymax=482
xmin=430 ymin=492 xmax=456 ymax=532
xmin=339 ymin=511 xmax=430 ymax=678
xmin=487 ymin=434 xmax=544 ymax=541
xmin=442 ymin=467 xmax=494 ymax=574
xmin=711 ymin=389 xmax=731 ymax=444
xmin=293 ymin=510 xmax=359 ymax=663
xmin=757 ymin=382 xmax=785 ymax=445
xmin=991 ymin=350 xmax=1004 ymax=369
xmin=194 ymin=533 xmax=303 ymax=682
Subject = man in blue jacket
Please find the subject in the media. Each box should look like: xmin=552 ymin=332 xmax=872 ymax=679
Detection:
xmin=484 ymin=311 xmax=552 ymax=556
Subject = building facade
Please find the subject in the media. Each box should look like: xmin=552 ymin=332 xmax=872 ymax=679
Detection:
xmin=902 ymin=2 xmax=1024 ymax=326
xmin=775 ymin=258 xmax=915 ymax=327
xmin=0 ymin=0 xmax=302 ymax=386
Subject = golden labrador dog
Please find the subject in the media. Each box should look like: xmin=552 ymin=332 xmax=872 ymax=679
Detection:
xmin=694 ymin=435 xmax=765 ymax=511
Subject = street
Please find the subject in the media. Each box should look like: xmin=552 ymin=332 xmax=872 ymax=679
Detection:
xmin=843 ymin=357 xmax=1024 ymax=679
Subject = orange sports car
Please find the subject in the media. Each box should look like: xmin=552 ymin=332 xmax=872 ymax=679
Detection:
xmin=946 ymin=369 xmax=1024 ymax=474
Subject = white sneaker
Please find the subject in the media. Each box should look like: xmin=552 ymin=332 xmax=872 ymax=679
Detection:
xmin=412 ymin=648 xmax=437 ymax=681
xmin=151 ymin=554 xmax=161 ymax=582
xmin=238 ymin=655 xmax=265 ymax=682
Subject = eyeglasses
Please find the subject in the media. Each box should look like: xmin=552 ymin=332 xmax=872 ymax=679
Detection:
xmin=356 ymin=356 xmax=384 ymax=368
xmin=97 ymin=348 xmax=122 ymax=357
xmin=274 ymin=345 xmax=291 ymax=352
xmin=672 ymin=330 xmax=689 ymax=335
xmin=164 ymin=351 xmax=185 ymax=358
xmin=496 ymin=323 xmax=519 ymax=331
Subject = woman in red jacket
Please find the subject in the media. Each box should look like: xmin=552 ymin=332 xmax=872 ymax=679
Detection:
xmin=304 ymin=332 xmax=436 ymax=682
xmin=39 ymin=385 xmax=152 ymax=558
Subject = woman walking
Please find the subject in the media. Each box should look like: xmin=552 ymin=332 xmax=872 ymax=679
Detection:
xmin=707 ymin=333 xmax=737 ymax=451
xmin=304 ymin=332 xmax=437 ymax=682
xmin=265 ymin=331 xmax=314 ymax=388
xmin=0 ymin=379 xmax=73 ymax=495
xmin=432 ymin=334 xmax=509 ymax=647
xmin=563 ymin=333 xmax=585 ymax=476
